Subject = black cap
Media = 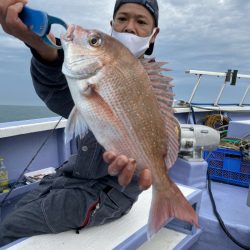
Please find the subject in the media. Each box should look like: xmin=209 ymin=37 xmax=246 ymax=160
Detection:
xmin=113 ymin=0 xmax=159 ymax=55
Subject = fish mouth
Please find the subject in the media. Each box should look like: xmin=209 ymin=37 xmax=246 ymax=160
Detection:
xmin=63 ymin=55 xmax=101 ymax=72
xmin=66 ymin=56 xmax=98 ymax=67
xmin=62 ymin=64 xmax=90 ymax=79
xmin=62 ymin=58 xmax=101 ymax=79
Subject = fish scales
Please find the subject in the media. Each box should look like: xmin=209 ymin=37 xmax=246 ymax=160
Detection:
xmin=102 ymin=70 xmax=149 ymax=162
xmin=98 ymin=61 xmax=165 ymax=168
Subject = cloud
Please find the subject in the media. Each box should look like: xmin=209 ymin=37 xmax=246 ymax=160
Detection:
xmin=154 ymin=0 xmax=250 ymax=102
xmin=0 ymin=0 xmax=250 ymax=105
xmin=28 ymin=0 xmax=115 ymax=32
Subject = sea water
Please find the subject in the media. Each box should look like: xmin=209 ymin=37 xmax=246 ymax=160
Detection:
xmin=0 ymin=105 xmax=58 ymax=123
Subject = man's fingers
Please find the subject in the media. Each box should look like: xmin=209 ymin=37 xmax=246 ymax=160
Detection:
xmin=0 ymin=0 xmax=27 ymax=15
xmin=138 ymin=169 xmax=152 ymax=190
xmin=6 ymin=2 xmax=25 ymax=26
xmin=107 ymin=155 xmax=129 ymax=176
xmin=4 ymin=0 xmax=27 ymax=8
xmin=9 ymin=1 xmax=25 ymax=15
xmin=118 ymin=158 xmax=136 ymax=187
xmin=104 ymin=152 xmax=152 ymax=189
xmin=0 ymin=0 xmax=27 ymax=22
xmin=103 ymin=151 xmax=117 ymax=164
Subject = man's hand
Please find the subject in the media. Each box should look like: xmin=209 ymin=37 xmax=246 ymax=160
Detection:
xmin=103 ymin=151 xmax=152 ymax=190
xmin=0 ymin=0 xmax=58 ymax=61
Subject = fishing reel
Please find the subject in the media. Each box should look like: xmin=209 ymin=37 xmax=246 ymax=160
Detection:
xmin=178 ymin=124 xmax=220 ymax=161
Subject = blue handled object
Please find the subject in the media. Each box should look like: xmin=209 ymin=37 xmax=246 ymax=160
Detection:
xmin=19 ymin=6 xmax=68 ymax=49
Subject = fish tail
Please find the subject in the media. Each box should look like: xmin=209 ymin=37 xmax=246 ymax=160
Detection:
xmin=147 ymin=177 xmax=199 ymax=239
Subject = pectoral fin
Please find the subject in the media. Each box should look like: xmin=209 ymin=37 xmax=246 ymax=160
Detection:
xmin=65 ymin=106 xmax=89 ymax=143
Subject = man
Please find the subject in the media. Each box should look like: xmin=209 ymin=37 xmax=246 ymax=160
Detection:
xmin=0 ymin=0 xmax=159 ymax=246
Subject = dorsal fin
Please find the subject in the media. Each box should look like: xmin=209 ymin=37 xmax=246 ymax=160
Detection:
xmin=140 ymin=58 xmax=180 ymax=170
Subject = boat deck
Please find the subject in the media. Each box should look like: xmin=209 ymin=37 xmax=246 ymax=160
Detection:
xmin=0 ymin=105 xmax=249 ymax=249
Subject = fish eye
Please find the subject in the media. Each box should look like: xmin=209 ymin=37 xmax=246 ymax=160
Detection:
xmin=88 ymin=34 xmax=102 ymax=47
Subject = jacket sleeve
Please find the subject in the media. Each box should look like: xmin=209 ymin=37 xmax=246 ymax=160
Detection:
xmin=30 ymin=47 xmax=74 ymax=118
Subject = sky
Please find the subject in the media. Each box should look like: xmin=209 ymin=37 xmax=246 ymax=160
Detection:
xmin=0 ymin=0 xmax=250 ymax=106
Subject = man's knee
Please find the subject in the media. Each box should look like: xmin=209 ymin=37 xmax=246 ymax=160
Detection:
xmin=0 ymin=218 xmax=17 ymax=247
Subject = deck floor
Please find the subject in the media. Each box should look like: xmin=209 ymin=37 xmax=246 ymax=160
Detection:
xmin=191 ymin=181 xmax=250 ymax=250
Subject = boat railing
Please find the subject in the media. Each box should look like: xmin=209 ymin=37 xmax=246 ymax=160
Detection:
xmin=185 ymin=69 xmax=250 ymax=106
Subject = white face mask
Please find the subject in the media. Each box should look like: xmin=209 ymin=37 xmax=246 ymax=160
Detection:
xmin=111 ymin=28 xmax=156 ymax=58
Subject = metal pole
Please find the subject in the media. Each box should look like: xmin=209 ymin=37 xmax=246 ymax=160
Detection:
xmin=186 ymin=70 xmax=250 ymax=79
xmin=214 ymin=78 xmax=228 ymax=106
xmin=188 ymin=74 xmax=202 ymax=104
xmin=239 ymin=83 xmax=250 ymax=106
xmin=186 ymin=70 xmax=250 ymax=105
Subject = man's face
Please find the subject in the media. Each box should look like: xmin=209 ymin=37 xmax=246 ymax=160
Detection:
xmin=112 ymin=3 xmax=156 ymax=37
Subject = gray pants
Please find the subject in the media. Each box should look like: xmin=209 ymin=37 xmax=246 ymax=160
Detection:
xmin=0 ymin=174 xmax=134 ymax=247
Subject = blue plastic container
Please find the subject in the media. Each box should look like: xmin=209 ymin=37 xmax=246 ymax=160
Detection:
xmin=204 ymin=148 xmax=250 ymax=187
